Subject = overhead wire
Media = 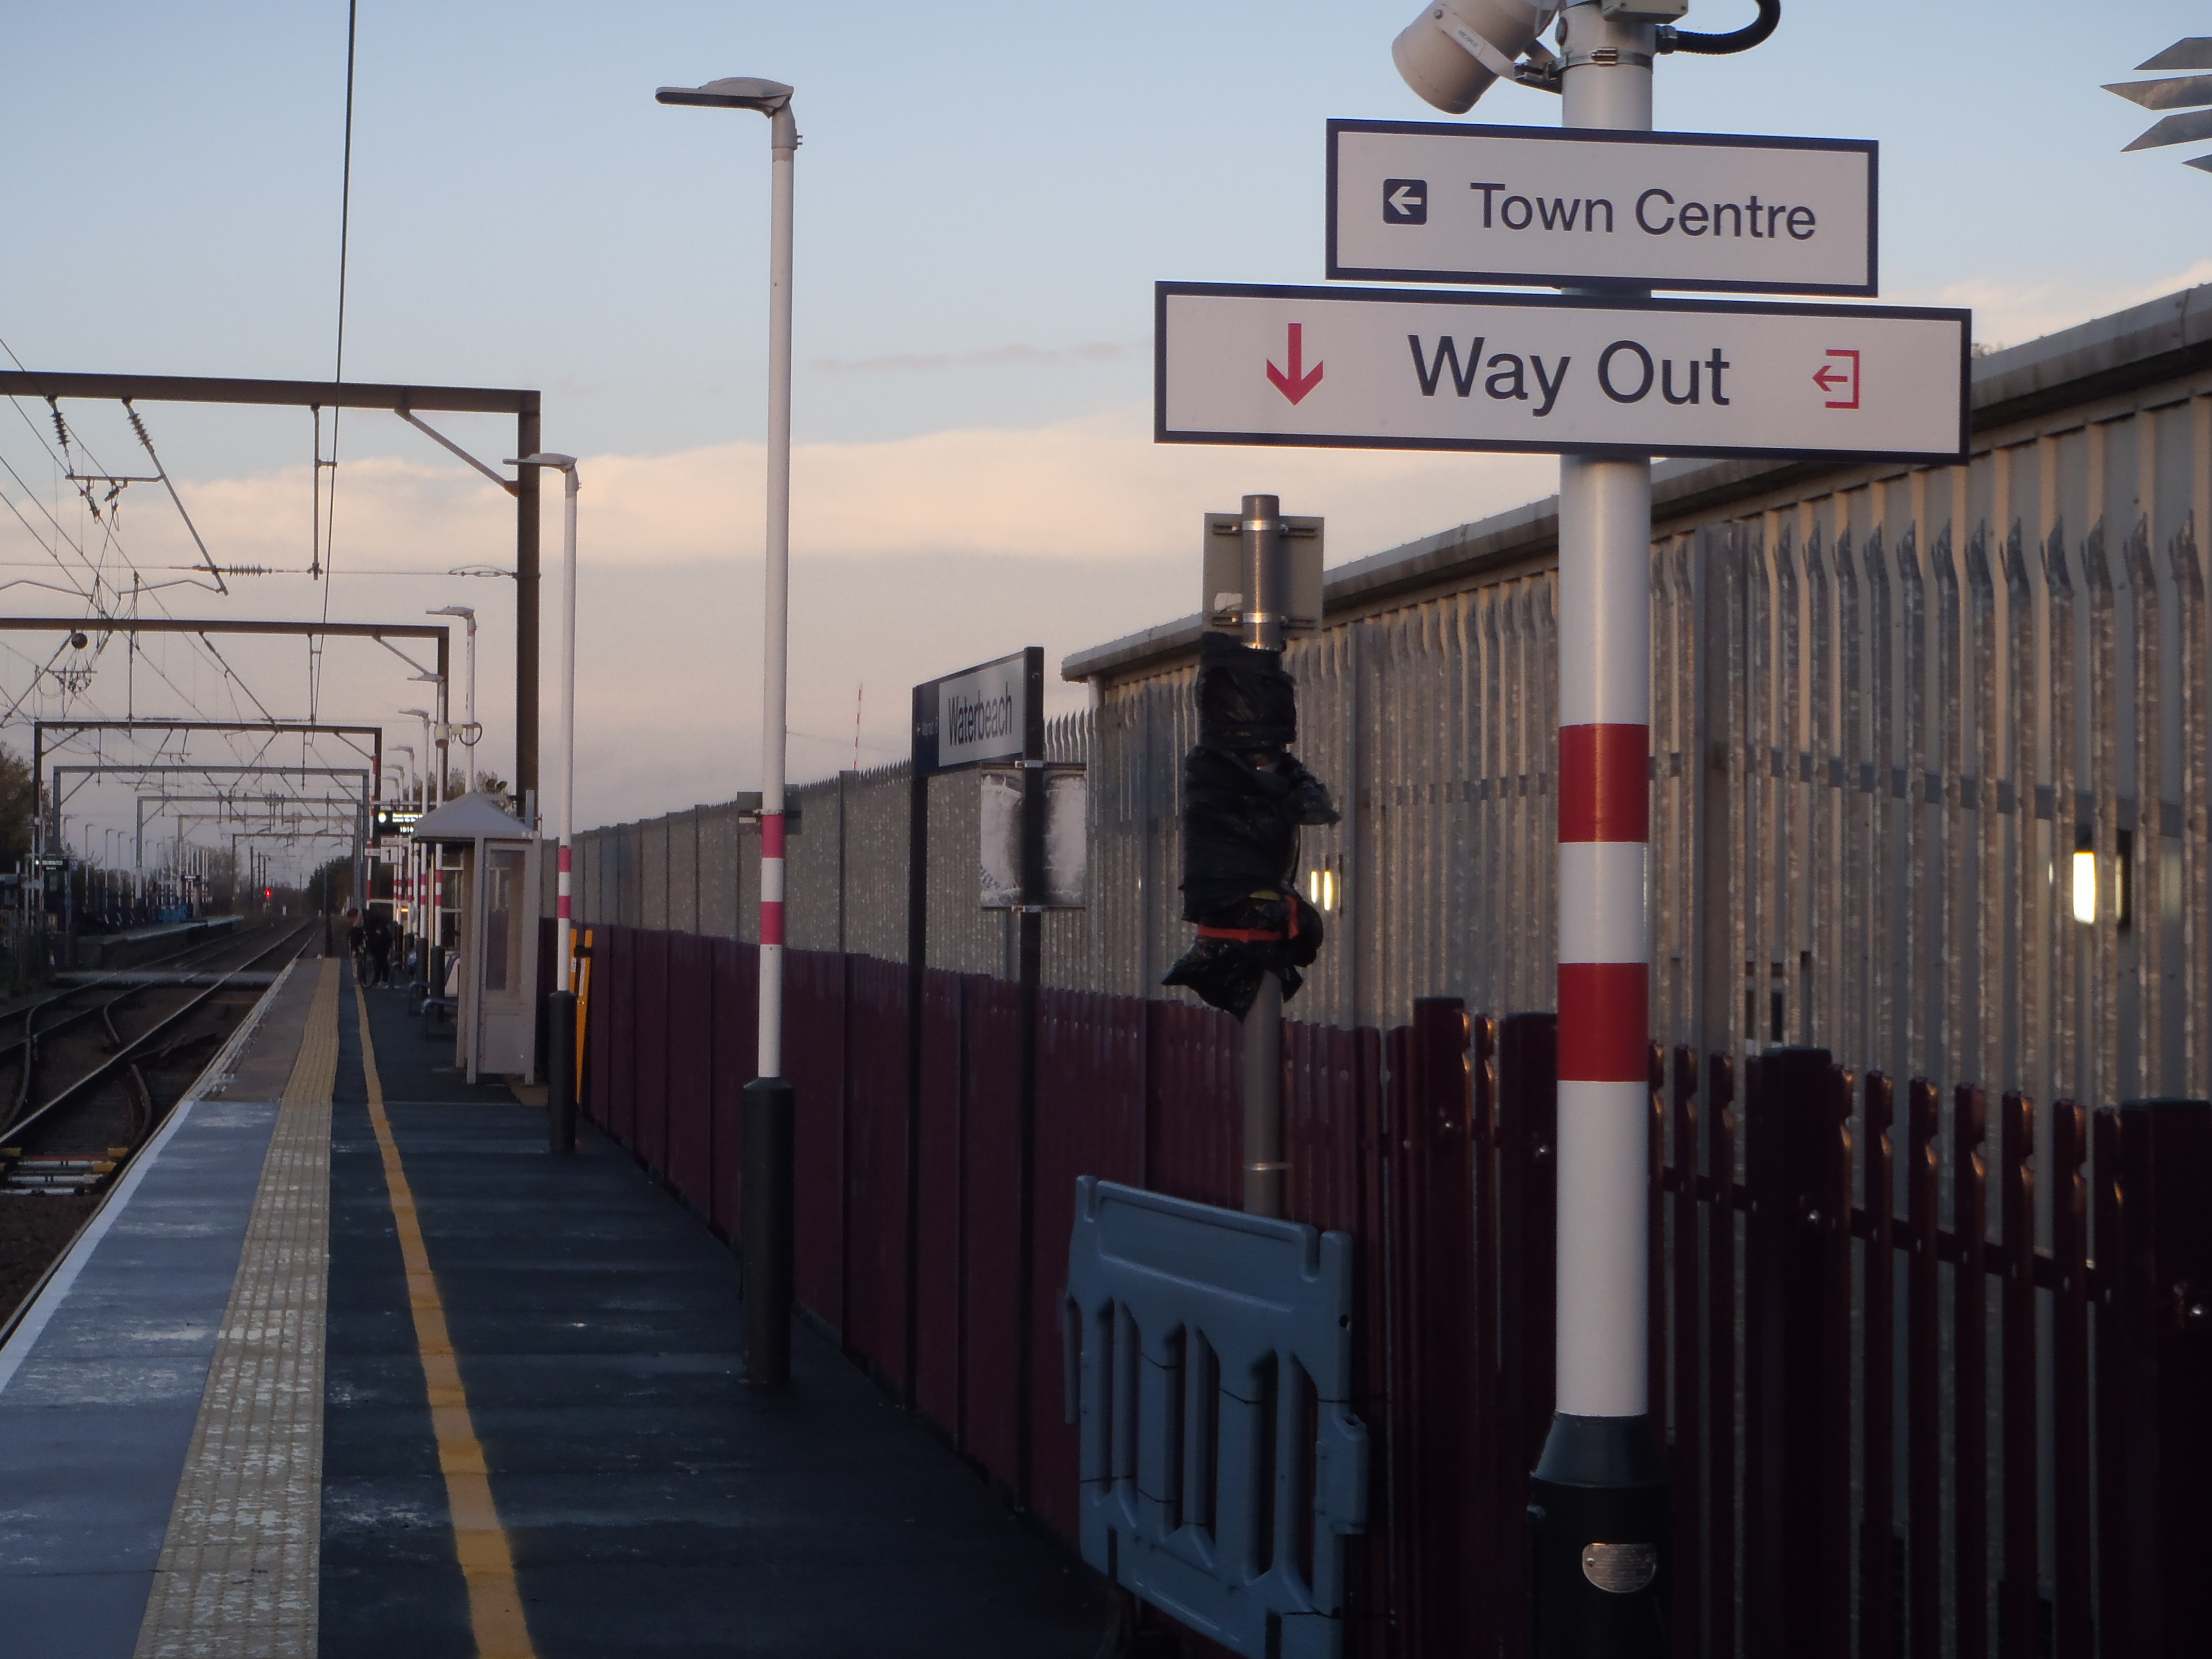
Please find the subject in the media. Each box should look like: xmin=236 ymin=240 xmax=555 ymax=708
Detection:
xmin=314 ymin=0 xmax=363 ymax=717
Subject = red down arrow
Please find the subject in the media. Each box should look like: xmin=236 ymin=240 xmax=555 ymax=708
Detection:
xmin=1266 ymin=322 xmax=1324 ymax=404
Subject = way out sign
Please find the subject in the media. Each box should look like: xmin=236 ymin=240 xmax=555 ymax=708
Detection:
xmin=1329 ymin=122 xmax=1876 ymax=296
xmin=1156 ymin=282 xmax=1969 ymax=465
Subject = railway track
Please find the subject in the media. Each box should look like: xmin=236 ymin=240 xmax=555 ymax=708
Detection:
xmin=0 ymin=921 xmax=316 ymax=1319
xmin=0 ymin=918 xmax=315 ymax=1185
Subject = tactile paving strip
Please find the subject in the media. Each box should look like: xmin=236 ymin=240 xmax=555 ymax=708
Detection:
xmin=132 ymin=957 xmax=339 ymax=1658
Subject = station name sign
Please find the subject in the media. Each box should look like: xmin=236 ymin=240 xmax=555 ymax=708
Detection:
xmin=1327 ymin=122 xmax=1876 ymax=297
xmin=1156 ymin=283 xmax=1969 ymax=465
xmin=912 ymin=647 xmax=1044 ymax=779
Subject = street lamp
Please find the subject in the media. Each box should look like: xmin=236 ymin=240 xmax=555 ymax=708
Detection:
xmin=657 ymin=71 xmax=799 ymax=1388
xmin=429 ymin=604 xmax=481 ymax=783
xmin=513 ymin=451 xmax=584 ymax=1154
xmin=402 ymin=705 xmax=441 ymax=970
xmin=510 ymin=453 xmax=579 ymax=983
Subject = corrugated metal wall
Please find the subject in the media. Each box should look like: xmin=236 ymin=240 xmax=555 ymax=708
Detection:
xmin=574 ymin=301 xmax=2212 ymax=1109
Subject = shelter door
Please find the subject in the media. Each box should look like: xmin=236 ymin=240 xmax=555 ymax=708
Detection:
xmin=473 ymin=840 xmax=539 ymax=1081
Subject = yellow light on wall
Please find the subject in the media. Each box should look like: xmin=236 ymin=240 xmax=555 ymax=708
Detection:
xmin=2072 ymin=834 xmax=2097 ymax=924
xmin=1306 ymin=868 xmax=1338 ymax=913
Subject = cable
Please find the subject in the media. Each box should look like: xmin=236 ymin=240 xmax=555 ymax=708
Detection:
xmin=314 ymin=0 xmax=362 ymax=718
xmin=1665 ymin=0 xmax=1779 ymax=55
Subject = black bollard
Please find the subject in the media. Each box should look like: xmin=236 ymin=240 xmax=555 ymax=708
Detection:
xmin=547 ymin=990 xmax=577 ymax=1154
xmin=741 ymin=1077 xmax=795 ymax=1385
xmin=1526 ymin=1412 xmax=1670 ymax=1657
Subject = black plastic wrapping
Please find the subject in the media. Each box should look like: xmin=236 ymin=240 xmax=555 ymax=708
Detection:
xmin=1162 ymin=631 xmax=1338 ymax=1019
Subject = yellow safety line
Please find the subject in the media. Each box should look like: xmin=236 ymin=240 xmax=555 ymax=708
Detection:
xmin=355 ymin=985 xmax=539 ymax=1658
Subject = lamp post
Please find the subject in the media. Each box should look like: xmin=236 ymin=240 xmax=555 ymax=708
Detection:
xmin=513 ymin=451 xmax=582 ymax=1153
xmin=391 ymin=745 xmax=416 ymax=931
xmin=657 ymin=71 xmax=800 ymax=1387
xmin=402 ymin=704 xmax=441 ymax=984
xmin=429 ymin=605 xmax=480 ymax=787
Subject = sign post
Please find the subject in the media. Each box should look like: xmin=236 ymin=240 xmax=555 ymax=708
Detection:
xmin=1150 ymin=6 xmax=1954 ymax=1650
xmin=909 ymin=647 xmax=1047 ymax=1496
xmin=1527 ymin=12 xmax=1671 ymax=1651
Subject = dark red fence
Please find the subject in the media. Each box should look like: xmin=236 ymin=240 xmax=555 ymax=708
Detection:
xmin=579 ymin=926 xmax=2210 ymax=1658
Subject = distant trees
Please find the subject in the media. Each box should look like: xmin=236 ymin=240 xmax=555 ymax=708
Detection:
xmin=0 ymin=745 xmax=34 ymax=866
xmin=306 ymin=853 xmax=354 ymax=914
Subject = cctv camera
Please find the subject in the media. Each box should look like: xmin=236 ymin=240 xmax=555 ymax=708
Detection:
xmin=1392 ymin=0 xmax=1560 ymax=113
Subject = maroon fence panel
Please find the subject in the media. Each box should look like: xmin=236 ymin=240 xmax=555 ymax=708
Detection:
xmin=1999 ymin=1093 xmax=2037 ymax=1659
xmin=1743 ymin=1049 xmax=1852 ymax=1659
xmin=1647 ymin=1044 xmax=1665 ymax=1438
xmin=1668 ymin=1048 xmax=1701 ymax=1659
xmin=2092 ymin=1107 xmax=2125 ymax=1659
xmin=960 ymin=974 xmax=1023 ymax=1493
xmin=1955 ymin=1084 xmax=1990 ymax=1659
xmin=2051 ymin=1101 xmax=2091 ymax=1659
xmin=632 ymin=929 xmax=672 ymax=1178
xmin=785 ymin=948 xmax=848 ymax=1333
xmin=1301 ymin=1020 xmax=1389 ymax=1658
xmin=583 ymin=925 xmax=615 ymax=1131
xmin=568 ymin=932 xmax=2175 ymax=1659
xmin=707 ymin=939 xmax=755 ymax=1240
xmin=1705 ymin=1053 xmax=1738 ymax=1659
xmin=606 ymin=926 xmax=638 ymax=1148
xmin=1494 ymin=1011 xmax=1556 ymax=1659
xmin=1384 ymin=1000 xmax=1478 ymax=1659
xmin=1469 ymin=1016 xmax=1503 ymax=1659
xmin=664 ymin=932 xmax=715 ymax=1217
xmin=1859 ymin=1073 xmax=1896 ymax=1659
xmin=1145 ymin=999 xmax=1239 ymax=1210
xmin=841 ymin=955 xmax=910 ymax=1386
xmin=2099 ymin=1098 xmax=2212 ymax=1658
xmin=1906 ymin=1078 xmax=1942 ymax=1658
xmin=914 ymin=967 xmax=965 ymax=1439
xmin=1034 ymin=989 xmax=1146 ymax=1542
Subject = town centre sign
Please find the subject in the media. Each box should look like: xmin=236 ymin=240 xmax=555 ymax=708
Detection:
xmin=1327 ymin=122 xmax=1877 ymax=296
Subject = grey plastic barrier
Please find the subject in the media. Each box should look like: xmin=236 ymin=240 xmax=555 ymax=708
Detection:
xmin=1064 ymin=1177 xmax=1369 ymax=1659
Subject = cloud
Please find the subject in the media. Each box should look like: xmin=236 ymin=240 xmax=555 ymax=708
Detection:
xmin=812 ymin=339 xmax=1144 ymax=372
xmin=83 ymin=404 xmax=1556 ymax=576
xmin=0 ymin=405 xmax=1560 ymax=835
xmin=1897 ymin=257 xmax=2212 ymax=352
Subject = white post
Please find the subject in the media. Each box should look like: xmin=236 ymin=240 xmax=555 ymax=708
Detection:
xmin=758 ymin=100 xmax=796 ymax=1081
xmin=557 ymin=462 xmax=580 ymax=989
xmin=1527 ymin=5 xmax=1669 ymax=1651
xmin=1553 ymin=0 xmax=1652 ymax=1432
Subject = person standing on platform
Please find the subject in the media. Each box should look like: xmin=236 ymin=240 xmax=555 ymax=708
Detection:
xmin=366 ymin=907 xmax=394 ymax=988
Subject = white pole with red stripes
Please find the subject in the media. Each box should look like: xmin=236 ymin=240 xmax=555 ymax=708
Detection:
xmin=1527 ymin=5 xmax=1670 ymax=1652
xmin=654 ymin=76 xmax=802 ymax=1388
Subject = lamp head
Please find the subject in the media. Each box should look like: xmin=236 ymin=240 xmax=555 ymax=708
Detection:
xmin=1392 ymin=1 xmax=1558 ymax=113
xmin=429 ymin=605 xmax=476 ymax=626
xmin=508 ymin=451 xmax=577 ymax=469
xmin=657 ymin=77 xmax=792 ymax=112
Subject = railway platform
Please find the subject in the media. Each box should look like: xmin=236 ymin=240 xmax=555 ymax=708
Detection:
xmin=0 ymin=948 xmax=1105 ymax=1656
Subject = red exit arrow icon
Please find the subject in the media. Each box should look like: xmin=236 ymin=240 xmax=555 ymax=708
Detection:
xmin=1814 ymin=348 xmax=1860 ymax=409
xmin=1266 ymin=322 xmax=1324 ymax=404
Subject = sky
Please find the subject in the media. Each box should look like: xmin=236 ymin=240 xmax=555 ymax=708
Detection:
xmin=3 ymin=0 xmax=2209 ymax=878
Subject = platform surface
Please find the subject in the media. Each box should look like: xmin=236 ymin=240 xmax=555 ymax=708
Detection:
xmin=0 ymin=950 xmax=1107 ymax=1657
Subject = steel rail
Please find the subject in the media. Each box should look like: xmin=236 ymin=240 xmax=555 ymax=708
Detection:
xmin=0 ymin=920 xmax=271 ymax=1071
xmin=4 ymin=921 xmax=314 ymax=1149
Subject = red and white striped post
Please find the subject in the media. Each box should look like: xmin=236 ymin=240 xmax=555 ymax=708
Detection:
xmin=658 ymin=73 xmax=802 ymax=1387
xmin=1525 ymin=5 xmax=1670 ymax=1654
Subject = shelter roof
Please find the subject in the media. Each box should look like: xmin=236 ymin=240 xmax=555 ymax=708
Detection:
xmin=409 ymin=792 xmax=527 ymax=844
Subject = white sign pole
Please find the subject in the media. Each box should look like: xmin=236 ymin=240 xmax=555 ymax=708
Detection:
xmin=1527 ymin=4 xmax=1671 ymax=1648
